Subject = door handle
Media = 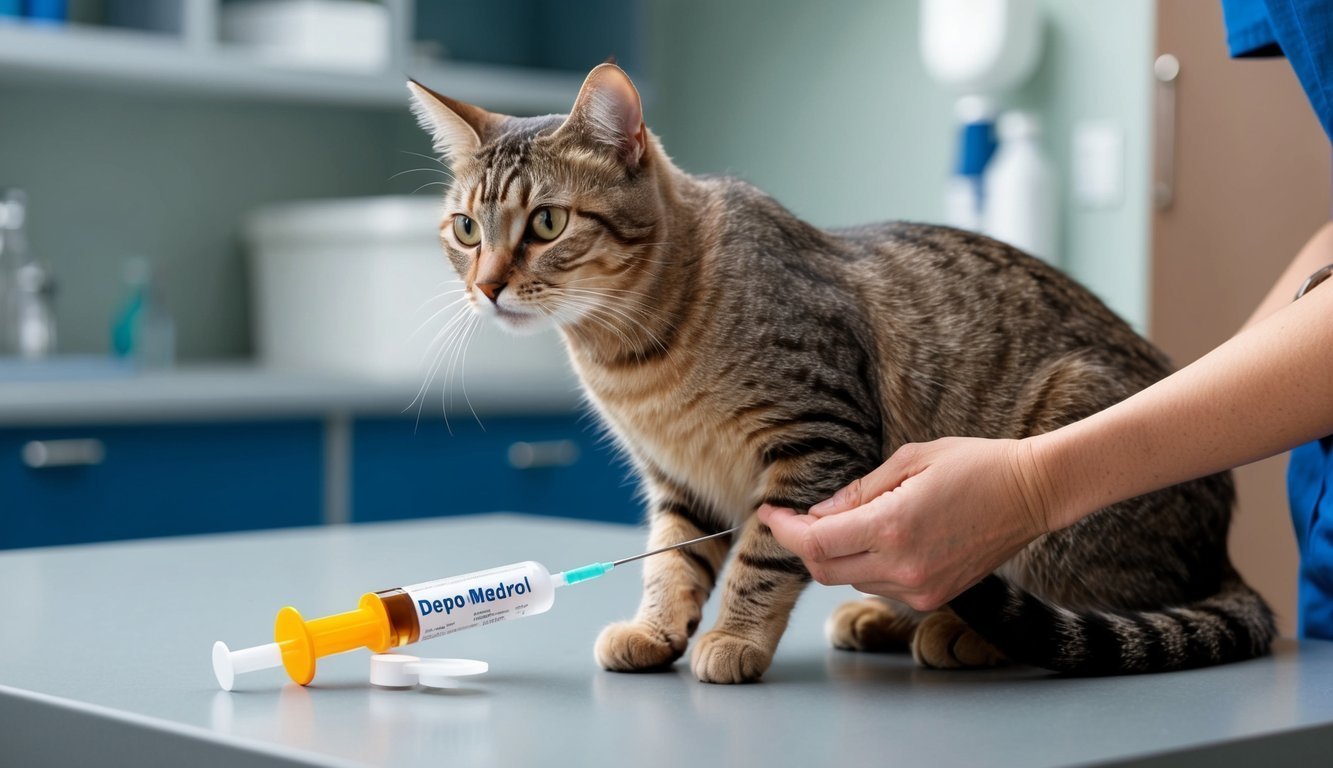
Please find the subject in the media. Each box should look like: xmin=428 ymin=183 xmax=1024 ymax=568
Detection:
xmin=507 ymin=440 xmax=580 ymax=470
xmin=1153 ymin=53 xmax=1180 ymax=211
xmin=21 ymin=439 xmax=106 ymax=469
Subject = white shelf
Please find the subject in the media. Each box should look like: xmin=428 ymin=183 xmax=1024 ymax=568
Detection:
xmin=0 ymin=20 xmax=585 ymax=113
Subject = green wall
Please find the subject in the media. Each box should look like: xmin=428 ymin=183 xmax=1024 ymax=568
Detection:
xmin=0 ymin=85 xmax=428 ymax=360
xmin=645 ymin=0 xmax=1155 ymax=330
xmin=0 ymin=1 xmax=1155 ymax=361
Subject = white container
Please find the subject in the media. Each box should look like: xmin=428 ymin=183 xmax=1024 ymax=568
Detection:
xmin=983 ymin=111 xmax=1059 ymax=264
xmin=919 ymin=0 xmax=1043 ymax=95
xmin=219 ymin=0 xmax=391 ymax=73
xmin=245 ymin=196 xmax=571 ymax=382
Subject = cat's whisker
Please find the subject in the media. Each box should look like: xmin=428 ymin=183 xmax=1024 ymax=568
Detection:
xmin=419 ymin=310 xmax=478 ymax=435
xmin=407 ymin=326 xmax=452 ymax=431
xmin=410 ymin=295 xmax=472 ymax=340
xmin=420 ymin=304 xmax=476 ymax=357
xmin=574 ymin=298 xmax=673 ymax=357
xmin=554 ymin=295 xmax=669 ymax=361
xmin=406 ymin=332 xmax=458 ymax=420
xmin=412 ymin=180 xmax=452 ymax=195
xmin=559 ymin=286 xmax=677 ymax=355
xmin=442 ymin=312 xmax=474 ymax=410
xmin=448 ymin=314 xmax=485 ymax=430
xmin=406 ymin=306 xmax=477 ymax=429
xmin=399 ymin=149 xmax=452 ymax=170
xmin=413 ymin=288 xmax=468 ymax=315
xmin=550 ymin=296 xmax=639 ymax=351
xmin=560 ymin=285 xmax=670 ymax=315
xmin=389 ymin=166 xmax=452 ymax=181
xmin=562 ymin=296 xmax=674 ymax=351
xmin=558 ymin=281 xmax=658 ymax=301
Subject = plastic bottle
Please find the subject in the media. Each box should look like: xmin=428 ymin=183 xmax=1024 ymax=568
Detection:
xmin=983 ymin=110 xmax=1059 ymax=264
xmin=0 ymin=189 xmax=57 ymax=358
xmin=944 ymin=96 xmax=998 ymax=232
xmin=111 ymin=257 xmax=175 ymax=369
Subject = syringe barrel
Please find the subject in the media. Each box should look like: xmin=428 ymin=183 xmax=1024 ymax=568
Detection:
xmin=253 ymin=561 xmax=558 ymax=688
xmin=394 ymin=560 xmax=557 ymax=643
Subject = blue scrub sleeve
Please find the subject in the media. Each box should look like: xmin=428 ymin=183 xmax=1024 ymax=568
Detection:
xmin=1263 ymin=0 xmax=1333 ymax=141
xmin=1220 ymin=0 xmax=1333 ymax=141
xmin=1289 ymin=438 xmax=1333 ymax=639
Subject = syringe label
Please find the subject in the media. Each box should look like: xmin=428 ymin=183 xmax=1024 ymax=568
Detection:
xmin=403 ymin=562 xmax=551 ymax=642
xmin=417 ymin=576 xmax=531 ymax=617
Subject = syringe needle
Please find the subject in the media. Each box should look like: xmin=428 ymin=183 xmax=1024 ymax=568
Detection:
xmin=554 ymin=527 xmax=740 ymax=588
xmin=612 ymin=527 xmax=739 ymax=567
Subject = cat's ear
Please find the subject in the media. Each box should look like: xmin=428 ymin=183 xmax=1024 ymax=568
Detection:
xmin=557 ymin=63 xmax=647 ymax=168
xmin=406 ymin=80 xmax=499 ymax=162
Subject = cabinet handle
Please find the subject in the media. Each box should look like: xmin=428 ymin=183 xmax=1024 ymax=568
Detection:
xmin=1153 ymin=53 xmax=1180 ymax=211
xmin=21 ymin=439 xmax=106 ymax=469
xmin=507 ymin=440 xmax=580 ymax=470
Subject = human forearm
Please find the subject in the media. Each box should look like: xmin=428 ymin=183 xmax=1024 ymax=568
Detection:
xmin=1032 ymin=279 xmax=1333 ymax=531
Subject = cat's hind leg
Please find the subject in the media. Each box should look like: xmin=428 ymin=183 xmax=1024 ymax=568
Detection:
xmin=826 ymin=596 xmax=920 ymax=653
xmin=911 ymin=609 xmax=1008 ymax=669
xmin=595 ymin=490 xmax=731 ymax=673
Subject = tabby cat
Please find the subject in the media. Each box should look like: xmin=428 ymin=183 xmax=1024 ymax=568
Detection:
xmin=407 ymin=64 xmax=1274 ymax=683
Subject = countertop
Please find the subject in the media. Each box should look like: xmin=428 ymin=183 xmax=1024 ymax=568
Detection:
xmin=1 ymin=515 xmax=1331 ymax=768
xmin=0 ymin=364 xmax=583 ymax=425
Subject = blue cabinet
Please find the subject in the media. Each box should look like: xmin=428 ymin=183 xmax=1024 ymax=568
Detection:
xmin=351 ymin=414 xmax=641 ymax=525
xmin=0 ymin=411 xmax=641 ymax=550
xmin=0 ymin=420 xmax=324 ymax=549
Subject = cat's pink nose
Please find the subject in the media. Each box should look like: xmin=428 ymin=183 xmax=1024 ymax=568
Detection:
xmin=477 ymin=282 xmax=506 ymax=303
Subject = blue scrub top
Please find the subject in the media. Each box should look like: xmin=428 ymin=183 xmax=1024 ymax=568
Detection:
xmin=1221 ymin=0 xmax=1333 ymax=639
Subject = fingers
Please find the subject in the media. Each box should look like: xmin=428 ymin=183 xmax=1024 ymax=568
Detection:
xmin=758 ymin=502 xmax=949 ymax=611
xmin=760 ymin=502 xmax=890 ymax=572
xmin=809 ymin=443 xmax=923 ymax=517
xmin=756 ymin=504 xmax=814 ymax=549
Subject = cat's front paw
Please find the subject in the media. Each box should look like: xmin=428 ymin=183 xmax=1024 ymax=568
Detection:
xmin=911 ymin=610 xmax=1008 ymax=669
xmin=826 ymin=597 xmax=918 ymax=652
xmin=595 ymin=621 xmax=687 ymax=672
xmin=689 ymin=630 xmax=772 ymax=684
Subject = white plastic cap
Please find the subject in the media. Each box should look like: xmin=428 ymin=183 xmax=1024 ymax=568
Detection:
xmin=369 ymin=654 xmax=488 ymax=689
xmin=213 ymin=641 xmax=283 ymax=692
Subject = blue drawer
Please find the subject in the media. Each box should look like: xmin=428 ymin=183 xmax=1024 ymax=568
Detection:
xmin=0 ymin=420 xmax=323 ymax=549
xmin=352 ymin=414 xmax=640 ymax=525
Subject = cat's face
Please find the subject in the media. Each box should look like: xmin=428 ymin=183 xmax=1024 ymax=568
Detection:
xmin=408 ymin=65 xmax=659 ymax=337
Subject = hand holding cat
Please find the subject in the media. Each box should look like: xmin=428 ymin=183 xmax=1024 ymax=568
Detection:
xmin=758 ymin=437 xmax=1052 ymax=611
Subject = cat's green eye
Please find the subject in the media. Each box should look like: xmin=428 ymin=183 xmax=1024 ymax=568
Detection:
xmin=530 ymin=207 xmax=568 ymax=241
xmin=453 ymin=215 xmax=481 ymax=246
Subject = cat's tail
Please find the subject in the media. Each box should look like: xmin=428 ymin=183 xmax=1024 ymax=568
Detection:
xmin=948 ymin=573 xmax=1276 ymax=674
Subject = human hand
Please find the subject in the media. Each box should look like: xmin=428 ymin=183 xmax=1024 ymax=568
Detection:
xmin=757 ymin=437 xmax=1054 ymax=610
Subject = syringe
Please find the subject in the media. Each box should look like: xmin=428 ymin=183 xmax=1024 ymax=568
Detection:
xmin=212 ymin=527 xmax=737 ymax=690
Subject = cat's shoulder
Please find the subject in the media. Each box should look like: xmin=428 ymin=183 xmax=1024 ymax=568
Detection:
xmin=689 ymin=175 xmax=829 ymax=248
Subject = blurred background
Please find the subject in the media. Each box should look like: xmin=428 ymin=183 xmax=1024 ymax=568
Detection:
xmin=0 ymin=0 xmax=1326 ymax=633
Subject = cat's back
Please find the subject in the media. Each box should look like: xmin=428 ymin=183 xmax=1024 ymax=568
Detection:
xmin=823 ymin=220 xmax=1175 ymax=442
xmin=838 ymin=221 xmax=1171 ymax=376
xmin=688 ymin=181 xmax=1168 ymax=384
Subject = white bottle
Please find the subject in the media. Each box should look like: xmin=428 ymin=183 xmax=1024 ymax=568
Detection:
xmin=983 ymin=110 xmax=1058 ymax=264
xmin=944 ymin=96 xmax=998 ymax=232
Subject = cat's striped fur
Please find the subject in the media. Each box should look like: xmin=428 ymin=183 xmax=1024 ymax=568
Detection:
xmin=408 ymin=64 xmax=1274 ymax=683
